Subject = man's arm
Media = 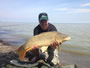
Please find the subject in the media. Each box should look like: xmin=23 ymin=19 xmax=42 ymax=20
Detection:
xmin=34 ymin=28 xmax=38 ymax=36
xmin=48 ymin=23 xmax=57 ymax=31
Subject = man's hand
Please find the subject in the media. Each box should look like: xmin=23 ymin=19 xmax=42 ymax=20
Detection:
xmin=51 ymin=41 xmax=62 ymax=48
xmin=31 ymin=45 xmax=39 ymax=55
xmin=32 ymin=46 xmax=39 ymax=50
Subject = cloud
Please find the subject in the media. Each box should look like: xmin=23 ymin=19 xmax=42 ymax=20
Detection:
xmin=68 ymin=8 xmax=90 ymax=14
xmin=55 ymin=8 xmax=90 ymax=14
xmin=80 ymin=3 xmax=90 ymax=7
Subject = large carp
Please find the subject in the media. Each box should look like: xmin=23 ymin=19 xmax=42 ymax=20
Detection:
xmin=16 ymin=31 xmax=71 ymax=60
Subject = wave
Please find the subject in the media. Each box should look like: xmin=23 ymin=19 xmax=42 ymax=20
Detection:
xmin=61 ymin=44 xmax=90 ymax=56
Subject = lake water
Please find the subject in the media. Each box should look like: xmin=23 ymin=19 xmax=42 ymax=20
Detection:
xmin=0 ymin=23 xmax=90 ymax=56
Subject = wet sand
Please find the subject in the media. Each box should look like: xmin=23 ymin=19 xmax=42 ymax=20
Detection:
xmin=0 ymin=40 xmax=90 ymax=68
xmin=0 ymin=40 xmax=19 ymax=67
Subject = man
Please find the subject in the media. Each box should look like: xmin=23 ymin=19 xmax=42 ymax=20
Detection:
xmin=34 ymin=13 xmax=57 ymax=35
xmin=33 ymin=12 xmax=60 ymax=66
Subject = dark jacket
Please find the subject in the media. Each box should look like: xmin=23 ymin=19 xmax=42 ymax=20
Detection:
xmin=33 ymin=23 xmax=57 ymax=35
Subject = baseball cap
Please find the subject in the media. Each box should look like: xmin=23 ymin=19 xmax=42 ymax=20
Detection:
xmin=39 ymin=13 xmax=48 ymax=22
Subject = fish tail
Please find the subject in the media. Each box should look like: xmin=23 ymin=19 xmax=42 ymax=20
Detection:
xmin=16 ymin=46 xmax=26 ymax=60
xmin=16 ymin=46 xmax=32 ymax=60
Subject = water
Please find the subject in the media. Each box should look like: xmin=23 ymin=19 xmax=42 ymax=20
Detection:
xmin=0 ymin=23 xmax=90 ymax=56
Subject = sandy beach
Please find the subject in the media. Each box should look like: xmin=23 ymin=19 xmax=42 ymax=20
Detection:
xmin=0 ymin=40 xmax=90 ymax=68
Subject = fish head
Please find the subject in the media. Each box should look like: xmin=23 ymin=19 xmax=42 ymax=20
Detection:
xmin=56 ymin=32 xmax=71 ymax=43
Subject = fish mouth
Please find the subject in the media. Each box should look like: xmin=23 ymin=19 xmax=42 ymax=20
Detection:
xmin=64 ymin=36 xmax=71 ymax=41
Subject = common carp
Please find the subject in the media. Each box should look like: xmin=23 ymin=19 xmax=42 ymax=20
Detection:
xmin=16 ymin=31 xmax=71 ymax=60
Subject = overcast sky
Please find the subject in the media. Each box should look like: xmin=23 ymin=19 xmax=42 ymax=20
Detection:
xmin=0 ymin=0 xmax=90 ymax=23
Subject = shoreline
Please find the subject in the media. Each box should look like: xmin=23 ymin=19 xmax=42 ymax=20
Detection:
xmin=0 ymin=40 xmax=19 ymax=67
xmin=0 ymin=40 xmax=89 ymax=68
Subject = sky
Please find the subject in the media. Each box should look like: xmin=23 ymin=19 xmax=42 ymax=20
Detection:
xmin=0 ymin=0 xmax=90 ymax=24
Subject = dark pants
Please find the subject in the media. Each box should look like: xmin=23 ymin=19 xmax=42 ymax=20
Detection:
xmin=25 ymin=47 xmax=55 ymax=66
xmin=46 ymin=46 xmax=55 ymax=66
xmin=25 ymin=50 xmax=46 ymax=62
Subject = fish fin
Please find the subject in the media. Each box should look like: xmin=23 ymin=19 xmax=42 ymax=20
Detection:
xmin=56 ymin=45 xmax=61 ymax=52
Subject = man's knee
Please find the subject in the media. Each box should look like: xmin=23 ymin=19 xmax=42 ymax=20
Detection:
xmin=39 ymin=53 xmax=46 ymax=60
